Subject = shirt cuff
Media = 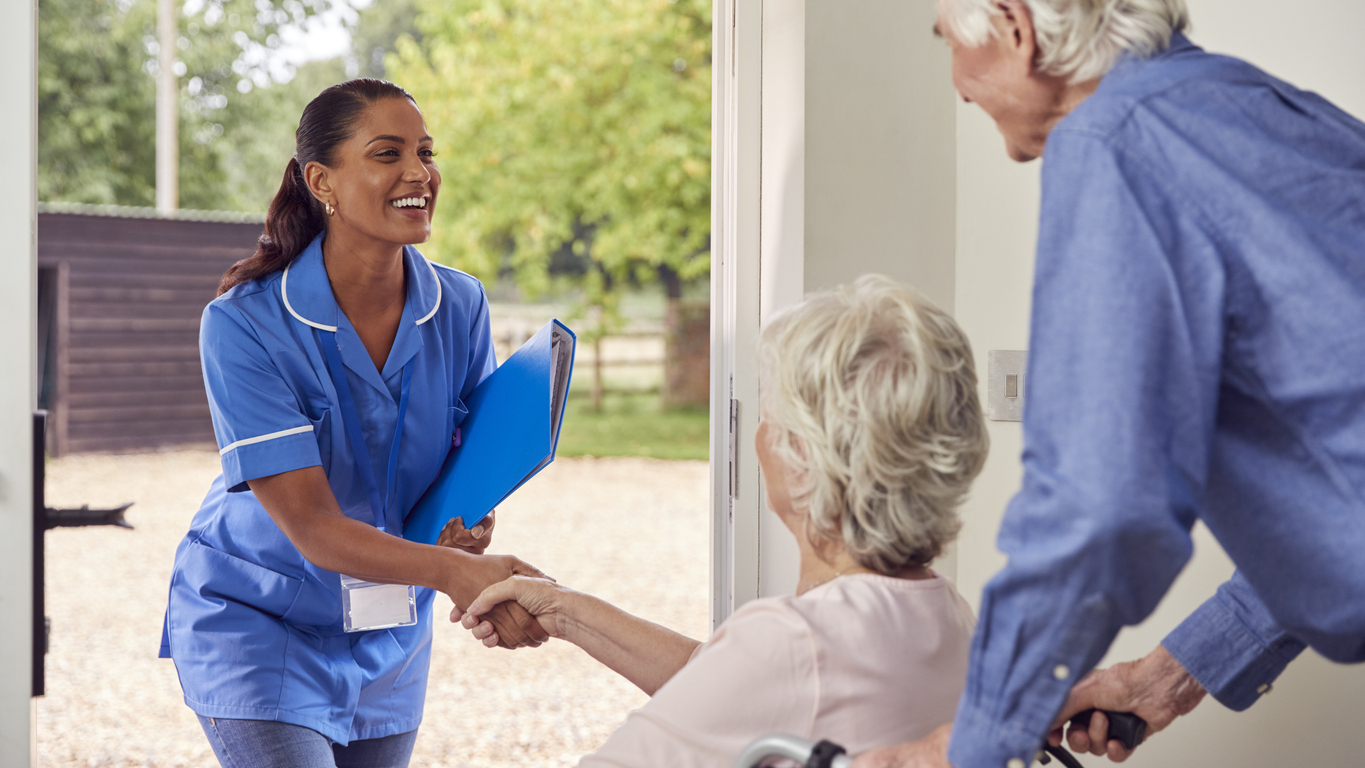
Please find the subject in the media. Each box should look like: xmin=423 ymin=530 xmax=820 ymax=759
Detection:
xmin=947 ymin=700 xmax=1044 ymax=768
xmin=1162 ymin=582 xmax=1305 ymax=711
xmin=218 ymin=427 xmax=322 ymax=492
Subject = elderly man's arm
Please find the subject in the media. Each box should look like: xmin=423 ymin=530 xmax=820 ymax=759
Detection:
xmin=1052 ymin=572 xmax=1305 ymax=760
xmin=942 ymin=129 xmax=1231 ymax=768
xmin=1161 ymin=572 xmax=1306 ymax=710
xmin=1046 ymin=645 xmax=1207 ymax=762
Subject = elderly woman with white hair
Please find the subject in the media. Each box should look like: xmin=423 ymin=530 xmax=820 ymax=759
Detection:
xmin=457 ymin=276 xmax=989 ymax=766
xmin=856 ymin=1 xmax=1365 ymax=767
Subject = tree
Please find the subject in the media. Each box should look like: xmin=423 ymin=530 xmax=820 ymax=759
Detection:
xmin=39 ymin=0 xmax=342 ymax=211
xmin=388 ymin=0 xmax=711 ymax=299
xmin=348 ymin=0 xmax=422 ymax=79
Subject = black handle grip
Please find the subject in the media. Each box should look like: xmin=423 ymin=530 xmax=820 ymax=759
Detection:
xmin=1069 ymin=710 xmax=1147 ymax=752
xmin=805 ymin=739 xmax=847 ymax=768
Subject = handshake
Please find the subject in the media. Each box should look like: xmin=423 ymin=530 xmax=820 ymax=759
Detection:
xmin=433 ymin=511 xmax=562 ymax=650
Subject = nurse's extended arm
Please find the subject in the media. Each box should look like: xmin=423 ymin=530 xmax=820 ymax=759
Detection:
xmin=250 ymin=466 xmax=551 ymax=649
xmin=459 ymin=575 xmax=702 ymax=696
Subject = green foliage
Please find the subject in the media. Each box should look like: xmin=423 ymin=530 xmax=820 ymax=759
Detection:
xmin=213 ymin=57 xmax=350 ymax=211
xmin=349 ymin=0 xmax=422 ymax=79
xmin=388 ymin=0 xmax=711 ymax=306
xmin=39 ymin=0 xmax=157 ymax=206
xmin=38 ymin=0 xmax=341 ymax=211
xmin=557 ymin=394 xmax=708 ymax=460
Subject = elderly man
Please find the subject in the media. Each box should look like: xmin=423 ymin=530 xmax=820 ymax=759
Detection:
xmin=853 ymin=1 xmax=1365 ymax=767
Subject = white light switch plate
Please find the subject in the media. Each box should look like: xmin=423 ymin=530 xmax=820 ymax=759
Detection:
xmin=987 ymin=350 xmax=1027 ymax=422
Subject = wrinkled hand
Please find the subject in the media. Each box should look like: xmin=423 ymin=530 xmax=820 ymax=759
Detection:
xmin=444 ymin=553 xmax=553 ymax=650
xmin=1048 ymin=645 xmax=1207 ymax=762
xmin=436 ymin=511 xmax=496 ymax=555
xmin=454 ymin=575 xmax=570 ymax=648
xmin=850 ymin=723 xmax=952 ymax=768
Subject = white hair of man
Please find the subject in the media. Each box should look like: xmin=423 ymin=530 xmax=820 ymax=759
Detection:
xmin=758 ymin=275 xmax=989 ymax=574
xmin=938 ymin=0 xmax=1190 ymax=83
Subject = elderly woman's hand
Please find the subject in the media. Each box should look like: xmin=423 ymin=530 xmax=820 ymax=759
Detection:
xmin=436 ymin=510 xmax=496 ymax=555
xmin=454 ymin=575 xmax=572 ymax=648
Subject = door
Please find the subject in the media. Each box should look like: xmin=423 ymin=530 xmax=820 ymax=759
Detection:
xmin=1 ymin=1 xmax=38 ymax=765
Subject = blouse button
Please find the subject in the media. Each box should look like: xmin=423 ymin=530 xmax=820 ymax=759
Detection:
xmin=1053 ymin=664 xmax=1071 ymax=681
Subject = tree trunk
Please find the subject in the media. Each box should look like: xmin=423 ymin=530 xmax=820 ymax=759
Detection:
xmin=592 ymin=336 xmax=603 ymax=413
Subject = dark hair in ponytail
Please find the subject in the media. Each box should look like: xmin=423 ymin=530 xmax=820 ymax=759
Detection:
xmin=218 ymin=78 xmax=418 ymax=295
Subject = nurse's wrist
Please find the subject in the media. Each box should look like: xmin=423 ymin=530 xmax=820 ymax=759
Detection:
xmin=435 ymin=546 xmax=482 ymax=598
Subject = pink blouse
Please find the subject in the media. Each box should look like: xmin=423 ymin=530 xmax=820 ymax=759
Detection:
xmin=580 ymin=572 xmax=976 ymax=767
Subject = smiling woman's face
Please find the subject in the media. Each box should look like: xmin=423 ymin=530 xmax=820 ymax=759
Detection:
xmin=308 ymin=97 xmax=441 ymax=249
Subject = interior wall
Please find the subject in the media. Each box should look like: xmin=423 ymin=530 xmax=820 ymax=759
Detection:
xmin=752 ymin=0 xmax=958 ymax=599
xmin=952 ymin=1 xmax=1365 ymax=765
xmin=756 ymin=0 xmax=806 ymax=599
xmin=803 ymin=0 xmax=957 ymax=305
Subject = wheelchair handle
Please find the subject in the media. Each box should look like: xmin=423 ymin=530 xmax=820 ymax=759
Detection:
xmin=1068 ymin=709 xmax=1147 ymax=752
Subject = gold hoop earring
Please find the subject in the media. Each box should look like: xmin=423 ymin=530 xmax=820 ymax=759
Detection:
xmin=325 ymin=202 xmax=336 ymax=217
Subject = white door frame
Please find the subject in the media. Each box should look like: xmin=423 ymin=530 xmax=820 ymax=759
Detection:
xmin=709 ymin=0 xmax=764 ymax=629
xmin=710 ymin=0 xmax=809 ymax=629
xmin=1 ymin=0 xmax=39 ymax=764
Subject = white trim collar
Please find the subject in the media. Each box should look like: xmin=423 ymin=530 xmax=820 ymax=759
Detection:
xmin=281 ymin=262 xmax=338 ymax=332
xmin=415 ymin=258 xmax=441 ymax=326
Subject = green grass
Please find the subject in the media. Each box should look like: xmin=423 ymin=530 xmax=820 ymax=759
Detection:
xmin=556 ymin=393 xmax=709 ymax=461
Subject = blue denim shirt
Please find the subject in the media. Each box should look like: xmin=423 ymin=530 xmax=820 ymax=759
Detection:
xmin=948 ymin=34 xmax=1365 ymax=768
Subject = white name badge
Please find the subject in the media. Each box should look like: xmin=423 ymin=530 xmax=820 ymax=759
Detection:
xmin=341 ymin=574 xmax=418 ymax=633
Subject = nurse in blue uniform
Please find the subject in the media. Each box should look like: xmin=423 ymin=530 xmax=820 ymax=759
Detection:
xmin=159 ymin=79 xmax=550 ymax=768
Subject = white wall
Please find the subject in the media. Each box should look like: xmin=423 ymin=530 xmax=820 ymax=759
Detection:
xmin=803 ymin=0 xmax=957 ymax=305
xmin=756 ymin=0 xmax=807 ymax=599
xmin=0 ymin=1 xmax=37 ymax=765
xmin=751 ymin=0 xmax=958 ymax=599
xmin=951 ymin=1 xmax=1365 ymax=765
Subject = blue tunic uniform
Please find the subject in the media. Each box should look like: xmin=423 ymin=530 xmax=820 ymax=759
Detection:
xmin=159 ymin=233 xmax=496 ymax=745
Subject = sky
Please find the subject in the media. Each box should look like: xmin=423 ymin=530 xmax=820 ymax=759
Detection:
xmin=182 ymin=0 xmax=373 ymax=84
xmin=275 ymin=0 xmax=372 ymax=69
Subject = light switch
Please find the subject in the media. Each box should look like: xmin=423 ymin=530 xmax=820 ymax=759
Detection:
xmin=987 ymin=350 xmax=1027 ymax=421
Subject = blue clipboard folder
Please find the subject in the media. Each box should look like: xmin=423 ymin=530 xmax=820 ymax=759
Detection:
xmin=403 ymin=319 xmax=576 ymax=545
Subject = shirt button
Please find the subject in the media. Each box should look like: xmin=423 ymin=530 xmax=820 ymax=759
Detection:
xmin=1257 ymin=683 xmax=1273 ymax=695
xmin=1007 ymin=759 xmax=1026 ymax=768
xmin=1053 ymin=664 xmax=1071 ymax=681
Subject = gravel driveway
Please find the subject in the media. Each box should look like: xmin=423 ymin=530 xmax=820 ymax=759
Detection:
xmin=38 ymin=451 xmax=709 ymax=767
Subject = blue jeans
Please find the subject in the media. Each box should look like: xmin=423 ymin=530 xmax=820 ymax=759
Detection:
xmin=197 ymin=715 xmax=418 ymax=768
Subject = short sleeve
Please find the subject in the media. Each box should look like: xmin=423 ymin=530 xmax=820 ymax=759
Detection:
xmin=580 ymin=600 xmax=818 ymax=768
xmin=200 ymin=301 xmax=321 ymax=492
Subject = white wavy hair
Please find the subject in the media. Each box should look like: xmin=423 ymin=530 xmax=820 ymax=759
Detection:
xmin=938 ymin=0 xmax=1190 ymax=83
xmin=758 ymin=275 xmax=989 ymax=574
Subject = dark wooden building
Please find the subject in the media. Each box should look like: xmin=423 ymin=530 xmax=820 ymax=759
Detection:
xmin=38 ymin=203 xmax=264 ymax=455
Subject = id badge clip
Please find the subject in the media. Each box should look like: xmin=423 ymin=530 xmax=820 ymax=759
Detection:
xmin=341 ymin=574 xmax=417 ymax=633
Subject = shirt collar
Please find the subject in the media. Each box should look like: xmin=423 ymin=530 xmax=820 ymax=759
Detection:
xmin=281 ymin=233 xmax=442 ymax=331
xmin=281 ymin=232 xmax=443 ymax=398
xmin=1103 ymin=30 xmax=1201 ymax=84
